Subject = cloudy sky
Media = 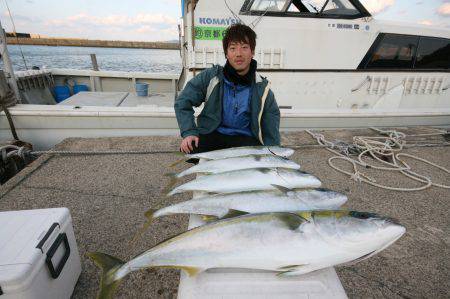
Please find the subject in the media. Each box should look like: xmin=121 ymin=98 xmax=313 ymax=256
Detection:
xmin=1 ymin=0 xmax=449 ymax=41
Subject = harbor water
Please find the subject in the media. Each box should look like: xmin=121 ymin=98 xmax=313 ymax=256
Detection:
xmin=4 ymin=45 xmax=182 ymax=73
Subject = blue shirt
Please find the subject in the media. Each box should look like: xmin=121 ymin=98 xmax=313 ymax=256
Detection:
xmin=217 ymin=78 xmax=253 ymax=136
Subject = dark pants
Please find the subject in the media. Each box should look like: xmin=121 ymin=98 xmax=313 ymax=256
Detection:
xmin=186 ymin=131 xmax=261 ymax=163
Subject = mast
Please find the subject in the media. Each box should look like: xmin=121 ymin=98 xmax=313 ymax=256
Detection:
xmin=0 ymin=19 xmax=21 ymax=104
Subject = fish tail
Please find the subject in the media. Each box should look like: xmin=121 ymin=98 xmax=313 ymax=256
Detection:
xmin=163 ymin=173 xmax=178 ymax=195
xmin=167 ymin=188 xmax=178 ymax=196
xmin=129 ymin=209 xmax=157 ymax=244
xmin=169 ymin=156 xmax=185 ymax=167
xmin=87 ymin=252 xmax=126 ymax=299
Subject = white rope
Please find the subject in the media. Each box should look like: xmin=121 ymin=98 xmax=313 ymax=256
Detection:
xmin=306 ymin=128 xmax=450 ymax=192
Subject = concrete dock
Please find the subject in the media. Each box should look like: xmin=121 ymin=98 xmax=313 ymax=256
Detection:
xmin=0 ymin=128 xmax=449 ymax=298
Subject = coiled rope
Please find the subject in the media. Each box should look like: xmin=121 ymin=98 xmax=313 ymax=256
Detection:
xmin=305 ymin=128 xmax=450 ymax=191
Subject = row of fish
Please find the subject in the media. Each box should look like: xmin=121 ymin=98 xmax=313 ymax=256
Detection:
xmin=89 ymin=146 xmax=406 ymax=299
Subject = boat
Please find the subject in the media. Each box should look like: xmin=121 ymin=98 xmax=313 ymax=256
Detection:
xmin=1 ymin=0 xmax=449 ymax=149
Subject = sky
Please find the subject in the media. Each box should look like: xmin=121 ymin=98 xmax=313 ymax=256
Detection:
xmin=0 ymin=0 xmax=449 ymax=42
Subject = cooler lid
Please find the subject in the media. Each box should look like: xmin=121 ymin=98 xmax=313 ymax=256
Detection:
xmin=0 ymin=208 xmax=70 ymax=291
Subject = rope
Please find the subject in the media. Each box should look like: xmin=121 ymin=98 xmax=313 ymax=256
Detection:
xmin=0 ymin=99 xmax=19 ymax=140
xmin=30 ymin=149 xmax=178 ymax=156
xmin=305 ymin=128 xmax=450 ymax=191
xmin=0 ymin=145 xmax=180 ymax=163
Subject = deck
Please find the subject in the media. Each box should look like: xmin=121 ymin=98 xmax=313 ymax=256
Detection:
xmin=0 ymin=128 xmax=449 ymax=298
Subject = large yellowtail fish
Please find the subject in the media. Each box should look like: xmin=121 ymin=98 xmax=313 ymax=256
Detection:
xmin=89 ymin=211 xmax=405 ymax=299
xmin=174 ymin=155 xmax=300 ymax=178
xmin=144 ymin=187 xmax=347 ymax=226
xmin=187 ymin=146 xmax=294 ymax=160
xmin=167 ymin=168 xmax=321 ymax=196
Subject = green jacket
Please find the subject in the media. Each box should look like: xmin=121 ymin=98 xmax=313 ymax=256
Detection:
xmin=174 ymin=65 xmax=280 ymax=145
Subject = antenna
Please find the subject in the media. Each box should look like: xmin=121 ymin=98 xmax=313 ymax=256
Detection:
xmin=249 ymin=0 xmax=274 ymax=29
xmin=224 ymin=0 xmax=244 ymax=24
xmin=4 ymin=0 xmax=28 ymax=70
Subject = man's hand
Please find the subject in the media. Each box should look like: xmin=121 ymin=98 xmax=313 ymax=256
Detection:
xmin=180 ymin=136 xmax=199 ymax=154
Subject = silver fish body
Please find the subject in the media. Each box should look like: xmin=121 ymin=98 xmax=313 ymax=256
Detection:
xmin=168 ymin=168 xmax=322 ymax=196
xmin=186 ymin=146 xmax=295 ymax=160
xmin=155 ymin=188 xmax=347 ymax=219
xmin=177 ymin=155 xmax=301 ymax=178
xmin=112 ymin=211 xmax=405 ymax=280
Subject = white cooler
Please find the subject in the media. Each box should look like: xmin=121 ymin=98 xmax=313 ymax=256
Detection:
xmin=0 ymin=208 xmax=81 ymax=299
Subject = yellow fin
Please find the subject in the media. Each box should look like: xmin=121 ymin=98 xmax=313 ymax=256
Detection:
xmin=169 ymin=157 xmax=185 ymax=167
xmin=201 ymin=215 xmax=219 ymax=222
xmin=162 ymin=173 xmax=178 ymax=195
xmin=156 ymin=265 xmax=202 ymax=277
xmin=86 ymin=252 xmax=125 ymax=299
xmin=271 ymin=184 xmax=292 ymax=194
xmin=180 ymin=266 xmax=203 ymax=277
xmin=277 ymin=264 xmax=309 ymax=277
xmin=129 ymin=209 xmax=157 ymax=245
xmin=220 ymin=209 xmax=248 ymax=219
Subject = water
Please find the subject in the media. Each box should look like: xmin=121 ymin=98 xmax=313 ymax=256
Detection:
xmin=5 ymin=45 xmax=182 ymax=74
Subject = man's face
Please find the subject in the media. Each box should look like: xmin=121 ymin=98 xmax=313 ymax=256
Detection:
xmin=226 ymin=39 xmax=254 ymax=74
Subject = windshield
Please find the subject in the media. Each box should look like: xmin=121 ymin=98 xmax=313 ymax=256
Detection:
xmin=248 ymin=0 xmax=362 ymax=16
xmin=250 ymin=0 xmax=290 ymax=12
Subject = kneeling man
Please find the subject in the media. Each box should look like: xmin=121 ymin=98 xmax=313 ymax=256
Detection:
xmin=175 ymin=24 xmax=280 ymax=154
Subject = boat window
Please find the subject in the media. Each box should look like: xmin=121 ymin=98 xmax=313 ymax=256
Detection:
xmin=243 ymin=0 xmax=368 ymax=18
xmin=415 ymin=37 xmax=450 ymax=69
xmin=320 ymin=0 xmax=360 ymax=16
xmin=364 ymin=34 xmax=419 ymax=69
xmin=250 ymin=0 xmax=290 ymax=12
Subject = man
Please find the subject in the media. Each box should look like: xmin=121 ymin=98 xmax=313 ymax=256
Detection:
xmin=175 ymin=24 xmax=280 ymax=154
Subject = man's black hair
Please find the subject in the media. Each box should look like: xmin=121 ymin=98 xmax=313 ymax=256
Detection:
xmin=222 ymin=24 xmax=257 ymax=56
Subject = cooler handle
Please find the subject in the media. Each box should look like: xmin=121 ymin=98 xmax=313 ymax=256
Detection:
xmin=36 ymin=222 xmax=59 ymax=253
xmin=46 ymin=233 xmax=71 ymax=279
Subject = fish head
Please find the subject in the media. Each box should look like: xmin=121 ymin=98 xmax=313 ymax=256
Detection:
xmin=311 ymin=211 xmax=406 ymax=252
xmin=267 ymin=146 xmax=295 ymax=158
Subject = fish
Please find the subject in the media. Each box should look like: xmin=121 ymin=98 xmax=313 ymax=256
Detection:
xmin=150 ymin=187 xmax=347 ymax=222
xmin=130 ymin=187 xmax=347 ymax=242
xmin=186 ymin=146 xmax=295 ymax=160
xmin=167 ymin=168 xmax=322 ymax=196
xmin=88 ymin=210 xmax=406 ymax=299
xmin=174 ymin=155 xmax=301 ymax=178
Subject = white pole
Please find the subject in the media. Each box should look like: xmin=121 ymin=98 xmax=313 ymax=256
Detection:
xmin=0 ymin=19 xmax=21 ymax=103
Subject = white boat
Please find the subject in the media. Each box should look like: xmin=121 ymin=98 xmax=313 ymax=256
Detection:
xmin=1 ymin=0 xmax=449 ymax=149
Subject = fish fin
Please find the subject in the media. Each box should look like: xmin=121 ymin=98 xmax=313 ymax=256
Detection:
xmin=180 ymin=266 xmax=203 ymax=277
xmin=277 ymin=265 xmax=309 ymax=277
xmin=166 ymin=188 xmax=178 ymax=197
xmin=87 ymin=252 xmax=126 ymax=299
xmin=276 ymin=213 xmax=307 ymax=230
xmin=169 ymin=157 xmax=185 ymax=168
xmin=253 ymin=155 xmax=262 ymax=161
xmin=162 ymin=173 xmax=178 ymax=195
xmin=201 ymin=215 xmax=219 ymax=222
xmin=129 ymin=209 xmax=157 ymax=245
xmin=271 ymin=184 xmax=292 ymax=194
xmin=196 ymin=171 xmax=212 ymax=176
xmin=157 ymin=265 xmax=202 ymax=277
xmin=342 ymin=250 xmax=377 ymax=266
xmin=220 ymin=209 xmax=249 ymax=219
